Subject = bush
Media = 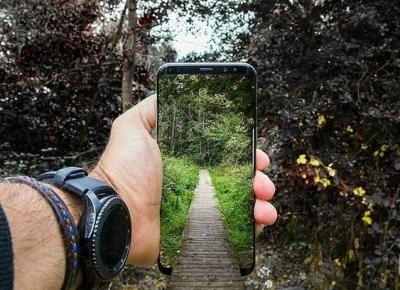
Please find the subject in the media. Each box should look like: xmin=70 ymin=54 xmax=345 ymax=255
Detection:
xmin=159 ymin=156 xmax=199 ymax=267
xmin=231 ymin=1 xmax=400 ymax=288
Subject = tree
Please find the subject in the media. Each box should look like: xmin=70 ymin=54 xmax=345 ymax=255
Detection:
xmin=0 ymin=0 xmax=178 ymax=153
xmin=121 ymin=0 xmax=137 ymax=112
xmin=219 ymin=1 xmax=400 ymax=288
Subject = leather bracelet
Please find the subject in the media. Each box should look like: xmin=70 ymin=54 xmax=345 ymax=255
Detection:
xmin=5 ymin=176 xmax=79 ymax=290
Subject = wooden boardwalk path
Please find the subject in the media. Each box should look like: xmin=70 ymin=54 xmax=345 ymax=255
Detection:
xmin=168 ymin=170 xmax=244 ymax=290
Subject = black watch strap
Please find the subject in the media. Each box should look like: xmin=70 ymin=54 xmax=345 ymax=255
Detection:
xmin=37 ymin=167 xmax=115 ymax=197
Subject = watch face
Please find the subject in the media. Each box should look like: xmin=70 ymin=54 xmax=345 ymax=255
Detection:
xmin=91 ymin=197 xmax=131 ymax=279
xmin=100 ymin=203 xmax=131 ymax=267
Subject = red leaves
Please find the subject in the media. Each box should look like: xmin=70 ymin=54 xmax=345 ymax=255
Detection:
xmin=58 ymin=0 xmax=69 ymax=6
xmin=138 ymin=14 xmax=156 ymax=29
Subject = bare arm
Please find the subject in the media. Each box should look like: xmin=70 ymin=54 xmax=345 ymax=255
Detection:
xmin=0 ymin=182 xmax=82 ymax=290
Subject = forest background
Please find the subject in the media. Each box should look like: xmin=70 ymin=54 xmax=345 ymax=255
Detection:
xmin=0 ymin=0 xmax=399 ymax=289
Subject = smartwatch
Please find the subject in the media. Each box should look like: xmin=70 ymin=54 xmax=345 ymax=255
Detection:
xmin=37 ymin=167 xmax=131 ymax=288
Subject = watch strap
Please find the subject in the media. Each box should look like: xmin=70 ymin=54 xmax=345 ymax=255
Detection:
xmin=37 ymin=167 xmax=115 ymax=197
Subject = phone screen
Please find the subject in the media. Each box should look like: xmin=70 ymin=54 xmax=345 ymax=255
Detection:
xmin=157 ymin=64 xmax=256 ymax=277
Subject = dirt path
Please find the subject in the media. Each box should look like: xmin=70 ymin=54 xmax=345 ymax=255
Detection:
xmin=168 ymin=169 xmax=244 ymax=290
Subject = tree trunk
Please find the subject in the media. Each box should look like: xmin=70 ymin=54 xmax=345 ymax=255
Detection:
xmin=121 ymin=0 xmax=137 ymax=112
xmin=171 ymin=104 xmax=176 ymax=155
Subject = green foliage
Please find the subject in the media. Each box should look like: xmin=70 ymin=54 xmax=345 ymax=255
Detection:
xmin=158 ymin=74 xmax=253 ymax=166
xmin=159 ymin=156 xmax=199 ymax=267
xmin=206 ymin=113 xmax=250 ymax=165
xmin=209 ymin=164 xmax=254 ymax=268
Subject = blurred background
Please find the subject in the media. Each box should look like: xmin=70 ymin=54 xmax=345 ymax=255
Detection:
xmin=0 ymin=0 xmax=399 ymax=289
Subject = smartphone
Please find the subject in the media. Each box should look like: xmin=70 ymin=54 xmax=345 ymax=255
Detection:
xmin=157 ymin=63 xmax=256 ymax=278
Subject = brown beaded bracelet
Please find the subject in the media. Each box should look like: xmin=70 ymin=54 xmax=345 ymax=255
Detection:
xmin=6 ymin=176 xmax=79 ymax=290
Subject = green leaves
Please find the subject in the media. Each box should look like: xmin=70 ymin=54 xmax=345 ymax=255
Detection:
xmin=158 ymin=74 xmax=253 ymax=166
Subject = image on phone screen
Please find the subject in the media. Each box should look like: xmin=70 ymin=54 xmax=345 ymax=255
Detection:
xmin=157 ymin=63 xmax=256 ymax=277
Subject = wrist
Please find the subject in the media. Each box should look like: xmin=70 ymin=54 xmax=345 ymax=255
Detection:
xmin=49 ymin=185 xmax=84 ymax=225
xmin=89 ymin=166 xmax=134 ymax=223
xmin=89 ymin=165 xmax=115 ymax=192
xmin=89 ymin=165 xmax=160 ymax=266
xmin=88 ymin=166 xmax=107 ymax=186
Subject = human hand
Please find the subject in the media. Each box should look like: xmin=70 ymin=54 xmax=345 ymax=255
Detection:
xmin=91 ymin=95 xmax=277 ymax=266
xmin=90 ymin=95 xmax=162 ymax=266
xmin=253 ymin=149 xmax=278 ymax=234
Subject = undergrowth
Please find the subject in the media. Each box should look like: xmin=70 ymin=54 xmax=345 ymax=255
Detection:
xmin=159 ymin=156 xmax=199 ymax=267
xmin=209 ymin=164 xmax=254 ymax=268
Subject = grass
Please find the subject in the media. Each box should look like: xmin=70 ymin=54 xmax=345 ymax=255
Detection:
xmin=159 ymin=156 xmax=199 ymax=267
xmin=159 ymin=158 xmax=254 ymax=269
xmin=209 ymin=164 xmax=254 ymax=268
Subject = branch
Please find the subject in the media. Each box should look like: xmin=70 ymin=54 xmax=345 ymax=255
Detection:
xmin=62 ymin=147 xmax=103 ymax=160
xmin=110 ymin=0 xmax=129 ymax=53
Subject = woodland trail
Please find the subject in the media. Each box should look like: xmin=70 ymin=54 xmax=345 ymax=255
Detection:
xmin=168 ymin=170 xmax=244 ymax=290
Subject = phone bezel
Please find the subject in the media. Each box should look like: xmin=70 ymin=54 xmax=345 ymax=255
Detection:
xmin=156 ymin=62 xmax=257 ymax=277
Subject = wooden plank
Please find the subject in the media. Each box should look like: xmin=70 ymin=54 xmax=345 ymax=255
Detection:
xmin=168 ymin=170 xmax=244 ymax=290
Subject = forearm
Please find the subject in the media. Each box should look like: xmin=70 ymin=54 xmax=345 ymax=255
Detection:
xmin=0 ymin=181 xmax=82 ymax=290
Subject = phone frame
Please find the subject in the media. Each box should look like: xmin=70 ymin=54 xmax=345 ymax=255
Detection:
xmin=156 ymin=62 xmax=257 ymax=276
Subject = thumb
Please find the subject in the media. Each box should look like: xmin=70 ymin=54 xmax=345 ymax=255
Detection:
xmin=117 ymin=94 xmax=157 ymax=133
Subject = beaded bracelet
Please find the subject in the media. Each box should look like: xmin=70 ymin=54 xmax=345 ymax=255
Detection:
xmin=5 ymin=176 xmax=79 ymax=290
